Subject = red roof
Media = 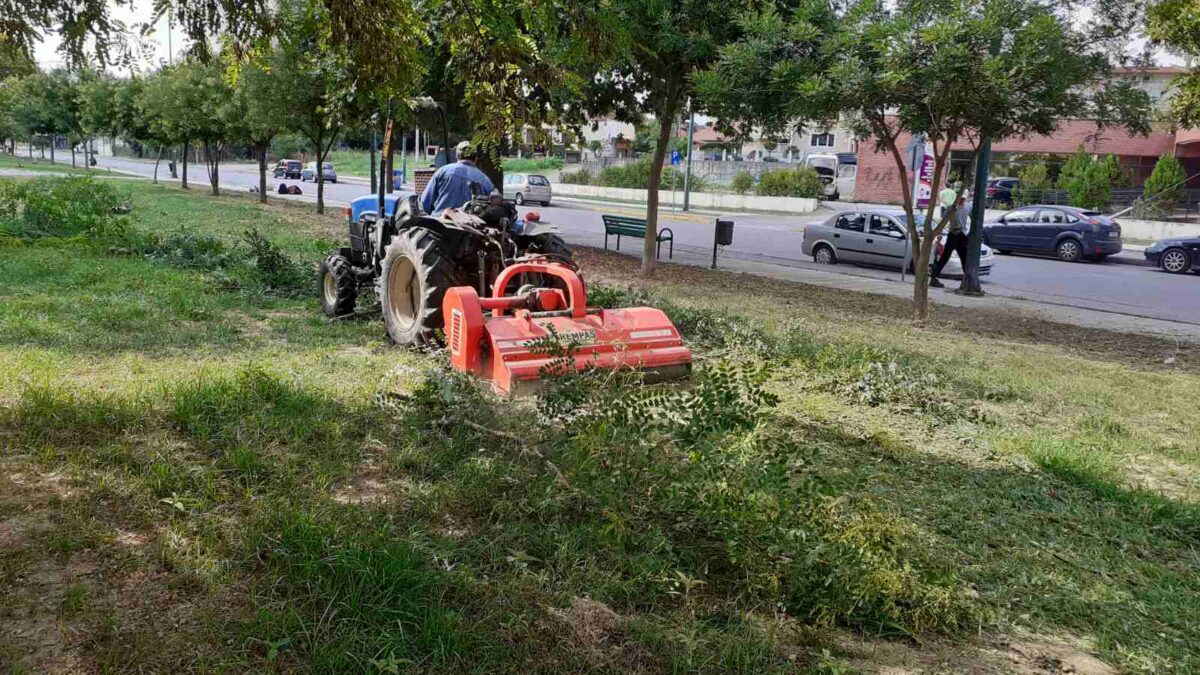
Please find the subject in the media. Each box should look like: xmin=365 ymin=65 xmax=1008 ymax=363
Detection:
xmin=690 ymin=126 xmax=731 ymax=144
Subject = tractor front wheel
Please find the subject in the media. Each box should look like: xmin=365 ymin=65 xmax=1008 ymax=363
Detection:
xmin=380 ymin=228 xmax=457 ymax=346
xmin=318 ymin=252 xmax=357 ymax=317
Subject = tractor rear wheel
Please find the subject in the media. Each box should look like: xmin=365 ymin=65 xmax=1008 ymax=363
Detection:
xmin=380 ymin=228 xmax=457 ymax=346
xmin=318 ymin=252 xmax=357 ymax=317
xmin=528 ymin=233 xmax=573 ymax=263
xmin=506 ymin=234 xmax=575 ymax=295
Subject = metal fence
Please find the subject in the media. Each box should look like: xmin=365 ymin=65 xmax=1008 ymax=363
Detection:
xmin=991 ymin=188 xmax=1200 ymax=220
xmin=572 ymin=157 xmax=807 ymax=188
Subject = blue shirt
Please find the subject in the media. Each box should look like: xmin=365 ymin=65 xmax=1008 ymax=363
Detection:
xmin=419 ymin=161 xmax=495 ymax=214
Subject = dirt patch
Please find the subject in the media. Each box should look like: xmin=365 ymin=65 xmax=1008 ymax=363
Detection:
xmin=547 ymin=597 xmax=653 ymax=672
xmin=834 ymin=631 xmax=1115 ymax=674
xmin=1 ymin=552 xmax=99 ymax=675
xmin=573 ymin=247 xmax=1199 ymax=374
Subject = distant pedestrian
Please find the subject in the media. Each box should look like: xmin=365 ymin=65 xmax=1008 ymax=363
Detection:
xmin=930 ymin=193 xmax=970 ymax=288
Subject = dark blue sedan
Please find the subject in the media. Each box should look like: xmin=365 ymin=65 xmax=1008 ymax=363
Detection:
xmin=1144 ymin=236 xmax=1200 ymax=274
xmin=982 ymin=205 xmax=1123 ymax=262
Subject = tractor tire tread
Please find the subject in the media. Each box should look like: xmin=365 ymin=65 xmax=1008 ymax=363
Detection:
xmin=380 ymin=227 xmax=457 ymax=346
xmin=318 ymin=252 xmax=358 ymax=317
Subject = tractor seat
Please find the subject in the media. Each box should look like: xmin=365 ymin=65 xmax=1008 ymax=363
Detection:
xmin=394 ymin=195 xmax=422 ymax=225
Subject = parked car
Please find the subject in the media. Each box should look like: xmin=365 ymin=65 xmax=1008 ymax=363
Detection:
xmin=985 ymin=177 xmax=1019 ymax=206
xmin=801 ymin=209 xmax=994 ymax=278
xmin=272 ymin=160 xmax=302 ymax=179
xmin=504 ymin=173 xmax=552 ymax=206
xmin=982 ymin=205 xmax=1122 ymax=262
xmin=1144 ymin=236 xmax=1200 ymax=274
xmin=302 ymin=162 xmax=337 ymax=183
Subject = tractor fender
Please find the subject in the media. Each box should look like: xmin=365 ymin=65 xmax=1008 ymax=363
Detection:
xmin=517 ymin=221 xmax=562 ymax=237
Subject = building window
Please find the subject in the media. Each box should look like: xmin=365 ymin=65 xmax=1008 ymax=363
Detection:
xmin=810 ymin=132 xmax=835 ymax=147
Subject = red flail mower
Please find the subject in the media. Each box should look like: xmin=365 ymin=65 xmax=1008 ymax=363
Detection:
xmin=442 ymin=260 xmax=693 ymax=395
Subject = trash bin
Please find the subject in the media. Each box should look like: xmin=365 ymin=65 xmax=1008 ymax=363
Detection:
xmin=712 ymin=219 xmax=734 ymax=269
xmin=715 ymin=219 xmax=734 ymax=246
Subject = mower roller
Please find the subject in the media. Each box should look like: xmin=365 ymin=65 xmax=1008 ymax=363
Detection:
xmin=443 ymin=259 xmax=692 ymax=395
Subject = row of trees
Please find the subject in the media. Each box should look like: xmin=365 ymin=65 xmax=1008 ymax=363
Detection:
xmin=4 ymin=0 xmax=1185 ymax=325
xmin=1 ymin=0 xmax=422 ymax=214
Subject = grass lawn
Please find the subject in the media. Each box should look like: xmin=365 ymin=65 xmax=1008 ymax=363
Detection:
xmin=322 ymin=150 xmax=427 ymax=179
xmin=2 ymin=176 xmax=1199 ymax=673
xmin=320 ymin=150 xmax=565 ymax=179
xmin=0 ymin=153 xmax=103 ymax=174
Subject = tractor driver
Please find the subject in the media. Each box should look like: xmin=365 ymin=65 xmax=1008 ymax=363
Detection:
xmin=419 ymin=140 xmax=495 ymax=215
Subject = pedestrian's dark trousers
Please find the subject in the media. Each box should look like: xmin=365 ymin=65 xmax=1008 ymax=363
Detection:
xmin=932 ymin=231 xmax=969 ymax=279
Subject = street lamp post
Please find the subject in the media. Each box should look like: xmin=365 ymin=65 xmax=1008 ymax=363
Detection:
xmin=683 ymin=98 xmax=695 ymax=211
xmin=960 ymin=140 xmax=990 ymax=296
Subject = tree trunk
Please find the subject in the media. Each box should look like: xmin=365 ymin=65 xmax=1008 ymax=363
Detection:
xmin=316 ymin=137 xmax=326 ymax=214
xmin=49 ymin=138 xmax=54 ymax=163
xmin=642 ymin=103 xmax=679 ymax=277
xmin=476 ymin=140 xmax=503 ymax=190
xmin=153 ymin=145 xmax=163 ymax=184
xmin=370 ymin=140 xmax=377 ymax=194
xmin=181 ymin=143 xmax=189 ymax=189
xmin=205 ymin=141 xmax=220 ymax=196
xmin=910 ymin=236 xmax=935 ymax=327
xmin=258 ymin=145 xmax=268 ymax=204
xmin=70 ymin=144 xmax=76 ymax=167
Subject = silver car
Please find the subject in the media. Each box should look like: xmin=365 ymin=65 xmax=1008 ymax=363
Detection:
xmin=801 ymin=209 xmax=993 ymax=278
xmin=302 ymin=162 xmax=337 ymax=183
xmin=504 ymin=173 xmax=552 ymax=206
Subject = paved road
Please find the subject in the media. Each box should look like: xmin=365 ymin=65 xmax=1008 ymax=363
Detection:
xmin=57 ymin=155 xmax=1200 ymax=327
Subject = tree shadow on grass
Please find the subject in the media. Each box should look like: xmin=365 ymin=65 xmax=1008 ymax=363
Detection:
xmin=792 ymin=419 xmax=1200 ymax=672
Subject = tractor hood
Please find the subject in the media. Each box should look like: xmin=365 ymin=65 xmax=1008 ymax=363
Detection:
xmin=349 ymin=193 xmax=405 ymax=224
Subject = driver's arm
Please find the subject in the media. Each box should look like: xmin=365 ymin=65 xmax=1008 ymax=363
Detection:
xmin=420 ymin=169 xmax=441 ymax=213
xmin=478 ymin=172 xmax=495 ymax=197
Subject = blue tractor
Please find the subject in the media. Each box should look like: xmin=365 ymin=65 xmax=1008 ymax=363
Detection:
xmin=317 ymin=121 xmax=570 ymax=346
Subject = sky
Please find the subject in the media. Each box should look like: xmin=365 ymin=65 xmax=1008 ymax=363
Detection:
xmin=33 ymin=0 xmax=187 ymax=74
xmin=32 ymin=0 xmax=1186 ymax=73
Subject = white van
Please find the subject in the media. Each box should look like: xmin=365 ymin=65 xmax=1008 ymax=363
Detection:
xmin=803 ymin=153 xmax=856 ymax=201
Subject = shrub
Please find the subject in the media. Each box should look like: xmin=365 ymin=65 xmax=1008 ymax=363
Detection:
xmin=756 ymin=167 xmax=823 ymax=198
xmin=1141 ymin=153 xmax=1186 ymax=217
xmin=558 ymin=168 xmax=592 ymax=185
xmin=1012 ymin=163 xmax=1052 ymax=206
xmin=242 ymin=228 xmax=310 ymax=297
xmin=0 ymin=176 xmax=129 ymax=238
xmin=1059 ymin=147 xmax=1111 ymax=210
xmin=1101 ymin=154 xmax=1131 ymax=188
xmin=502 ymin=156 xmax=565 ymax=172
xmin=595 ymin=158 xmax=702 ymax=190
xmin=732 ymin=171 xmax=755 ymax=195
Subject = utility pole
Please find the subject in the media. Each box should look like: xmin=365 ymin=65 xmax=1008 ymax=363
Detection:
xmin=682 ymin=98 xmax=695 ymax=211
xmin=167 ymin=10 xmax=173 ymax=65
xmin=960 ymin=140 xmax=989 ymax=296
xmin=961 ymin=25 xmax=1000 ymax=297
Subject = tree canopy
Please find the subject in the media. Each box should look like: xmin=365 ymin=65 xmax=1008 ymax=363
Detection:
xmin=698 ymin=0 xmax=1151 ymax=324
xmin=1147 ymin=0 xmax=1200 ymax=127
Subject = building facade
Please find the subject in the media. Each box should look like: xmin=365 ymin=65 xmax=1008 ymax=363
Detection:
xmin=853 ymin=67 xmax=1200 ymax=204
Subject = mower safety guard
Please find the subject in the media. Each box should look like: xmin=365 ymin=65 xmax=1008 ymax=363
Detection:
xmin=443 ymin=261 xmax=692 ymax=395
xmin=490 ymin=261 xmax=586 ymax=319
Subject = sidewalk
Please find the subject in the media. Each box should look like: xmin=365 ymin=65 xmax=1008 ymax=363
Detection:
xmin=552 ymin=193 xmax=1150 ymax=262
xmin=642 ymin=239 xmax=1200 ymax=343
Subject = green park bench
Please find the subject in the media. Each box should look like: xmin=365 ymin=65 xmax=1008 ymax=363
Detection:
xmin=601 ymin=214 xmax=674 ymax=259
